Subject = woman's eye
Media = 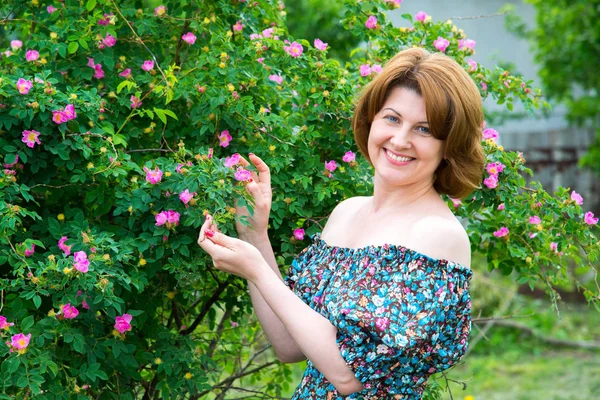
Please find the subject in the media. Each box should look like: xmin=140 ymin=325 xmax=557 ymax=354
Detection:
xmin=417 ymin=126 xmax=431 ymax=134
xmin=384 ymin=115 xmax=399 ymax=123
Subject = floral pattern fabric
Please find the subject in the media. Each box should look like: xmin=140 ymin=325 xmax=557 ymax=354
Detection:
xmin=284 ymin=233 xmax=473 ymax=399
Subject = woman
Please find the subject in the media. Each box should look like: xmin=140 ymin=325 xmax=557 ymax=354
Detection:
xmin=197 ymin=47 xmax=485 ymax=398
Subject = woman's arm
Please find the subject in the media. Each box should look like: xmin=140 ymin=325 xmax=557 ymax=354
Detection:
xmin=242 ymin=232 xmax=306 ymax=363
xmin=197 ymin=226 xmax=365 ymax=395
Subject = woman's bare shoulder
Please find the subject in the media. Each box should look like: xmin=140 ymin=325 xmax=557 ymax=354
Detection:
xmin=409 ymin=214 xmax=471 ymax=267
xmin=322 ymin=196 xmax=370 ymax=235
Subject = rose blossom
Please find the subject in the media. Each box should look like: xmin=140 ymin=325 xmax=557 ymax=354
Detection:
xmin=483 ymin=128 xmax=498 ymax=141
xmin=365 ymin=16 xmax=377 ymax=29
xmin=0 ymin=316 xmax=14 ymax=330
xmin=11 ymin=40 xmax=23 ymax=50
xmin=141 ymin=60 xmax=154 ymax=71
xmin=179 ymin=189 xmax=195 ymax=204
xmin=182 ymin=32 xmax=196 ymax=45
xmin=433 ymin=36 xmax=450 ymax=52
xmin=144 ymin=166 xmax=162 ymax=184
xmin=25 ymin=50 xmax=39 ymax=61
xmin=16 ymin=78 xmax=33 ymax=95
xmin=114 ymin=314 xmax=132 ymax=333
xmin=293 ymin=228 xmax=305 ymax=240
xmin=324 ymin=160 xmax=337 ymax=172
xmin=415 ymin=11 xmax=428 ymax=22
xmin=342 ymin=151 xmax=356 ymax=163
xmin=234 ymin=168 xmax=252 ymax=182
xmin=314 ymin=39 xmax=328 ymax=51
xmin=218 ymin=130 xmax=232 ymax=147
xmin=584 ymin=212 xmax=598 ymax=225
xmin=570 ymin=190 xmax=583 ymax=205
xmin=493 ymin=227 xmax=509 ymax=237
xmin=22 ymin=130 xmax=41 ymax=148
xmin=62 ymin=303 xmax=79 ymax=319
xmin=284 ymin=42 xmax=303 ymax=57
xmin=224 ymin=153 xmax=241 ymax=167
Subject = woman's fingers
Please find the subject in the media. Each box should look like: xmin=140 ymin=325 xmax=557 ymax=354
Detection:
xmin=238 ymin=156 xmax=260 ymax=182
xmin=248 ymin=153 xmax=271 ymax=185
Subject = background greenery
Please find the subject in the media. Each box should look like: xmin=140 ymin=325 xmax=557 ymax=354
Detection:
xmin=0 ymin=0 xmax=598 ymax=398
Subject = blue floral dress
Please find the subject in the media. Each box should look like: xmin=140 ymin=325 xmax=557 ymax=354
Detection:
xmin=284 ymin=233 xmax=472 ymax=399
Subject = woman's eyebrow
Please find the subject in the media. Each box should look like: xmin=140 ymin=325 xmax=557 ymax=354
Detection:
xmin=381 ymin=108 xmax=428 ymax=125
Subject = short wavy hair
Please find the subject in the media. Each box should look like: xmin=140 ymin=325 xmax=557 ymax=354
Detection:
xmin=352 ymin=48 xmax=485 ymax=199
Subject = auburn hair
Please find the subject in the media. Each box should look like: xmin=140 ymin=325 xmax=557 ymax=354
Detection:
xmin=352 ymin=47 xmax=485 ymax=199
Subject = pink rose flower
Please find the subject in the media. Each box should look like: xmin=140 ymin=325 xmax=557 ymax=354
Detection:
xmin=365 ymin=16 xmax=377 ymax=29
xmin=114 ymin=314 xmax=133 ymax=333
xmin=493 ymin=227 xmax=509 ymax=237
xmin=372 ymin=64 xmax=382 ymax=74
xmin=482 ymin=128 xmax=498 ymax=141
xmin=433 ymin=36 xmax=450 ymax=52
xmin=119 ymin=68 xmax=132 ymax=79
xmin=415 ymin=11 xmax=428 ymax=22
xmin=219 ymin=130 xmax=232 ymax=147
xmin=269 ymin=74 xmax=283 ymax=84
xmin=10 ymin=333 xmax=31 ymax=350
xmin=284 ymin=42 xmax=303 ymax=57
xmin=25 ymin=50 xmax=39 ymax=61
xmin=93 ymin=64 xmax=104 ymax=79
xmin=486 ymin=162 xmax=505 ymax=175
xmin=262 ymin=28 xmax=274 ymax=38
xmin=47 ymin=5 xmax=57 ymax=14
xmin=360 ymin=64 xmax=372 ymax=77
xmin=141 ymin=60 xmax=154 ymax=71
xmin=182 ymin=32 xmax=197 ymax=45
xmin=102 ymin=34 xmax=117 ymax=48
xmin=22 ymin=130 xmax=41 ymax=148
xmin=570 ymin=190 xmax=583 ymax=205
xmin=483 ymin=174 xmax=498 ymax=189
xmin=293 ymin=228 xmax=305 ymax=240
xmin=154 ymin=5 xmax=166 ymax=16
xmin=179 ymin=189 xmax=195 ymax=204
xmin=130 ymin=95 xmax=142 ymax=109
xmin=52 ymin=110 xmax=68 ymax=124
xmin=529 ymin=215 xmax=541 ymax=225
xmin=10 ymin=40 xmax=22 ymax=50
xmin=73 ymin=251 xmax=89 ymax=273
xmin=497 ymin=203 xmax=505 ymax=210
xmin=166 ymin=210 xmax=180 ymax=225
xmin=58 ymin=236 xmax=71 ymax=256
xmin=458 ymin=39 xmax=476 ymax=51
xmin=224 ymin=153 xmax=241 ymax=167
xmin=314 ymin=39 xmax=328 ymax=51
xmin=550 ymin=242 xmax=558 ymax=251
xmin=155 ymin=212 xmax=168 ymax=226
xmin=16 ymin=78 xmax=33 ymax=95
xmin=584 ymin=211 xmax=598 ymax=225
xmin=467 ymin=59 xmax=477 ymax=72
xmin=62 ymin=303 xmax=79 ymax=319
xmin=207 ymin=148 xmax=213 ymax=159
xmin=450 ymin=198 xmax=462 ymax=208
xmin=234 ymin=168 xmax=252 ymax=181
xmin=64 ymin=104 xmax=77 ymax=120
xmin=233 ymin=21 xmax=244 ymax=32
xmin=24 ymin=244 xmax=35 ymax=257
xmin=324 ymin=160 xmax=337 ymax=172
xmin=342 ymin=151 xmax=356 ymax=163
xmin=0 ymin=316 xmax=15 ymax=330
xmin=82 ymin=299 xmax=89 ymax=310
xmin=144 ymin=166 xmax=163 ymax=184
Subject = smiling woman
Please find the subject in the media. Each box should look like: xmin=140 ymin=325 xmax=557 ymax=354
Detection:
xmin=198 ymin=47 xmax=486 ymax=399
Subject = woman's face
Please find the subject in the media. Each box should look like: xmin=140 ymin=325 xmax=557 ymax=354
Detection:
xmin=367 ymin=86 xmax=444 ymax=190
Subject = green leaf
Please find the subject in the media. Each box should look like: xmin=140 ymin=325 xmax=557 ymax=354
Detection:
xmin=21 ymin=315 xmax=34 ymax=331
xmin=33 ymin=295 xmax=42 ymax=309
xmin=86 ymin=0 xmax=96 ymax=11
xmin=68 ymin=42 xmax=79 ymax=54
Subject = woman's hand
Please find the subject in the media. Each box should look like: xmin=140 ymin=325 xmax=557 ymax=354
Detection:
xmin=197 ymin=214 xmax=266 ymax=283
xmin=235 ymin=153 xmax=272 ymax=240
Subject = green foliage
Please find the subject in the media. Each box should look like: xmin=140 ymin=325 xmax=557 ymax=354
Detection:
xmin=504 ymin=0 xmax=600 ymax=174
xmin=0 ymin=0 xmax=598 ymax=398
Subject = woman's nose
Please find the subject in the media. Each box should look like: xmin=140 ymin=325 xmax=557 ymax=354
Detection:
xmin=389 ymin=128 xmax=412 ymax=149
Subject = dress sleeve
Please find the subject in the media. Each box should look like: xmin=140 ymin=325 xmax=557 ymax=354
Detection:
xmin=330 ymin=258 xmax=473 ymax=395
xmin=283 ymin=257 xmax=302 ymax=290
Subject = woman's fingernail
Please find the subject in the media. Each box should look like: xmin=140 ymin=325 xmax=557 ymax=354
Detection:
xmin=248 ymin=178 xmax=253 ymax=182
xmin=205 ymin=229 xmax=215 ymax=238
xmin=249 ymin=152 xmax=255 ymax=156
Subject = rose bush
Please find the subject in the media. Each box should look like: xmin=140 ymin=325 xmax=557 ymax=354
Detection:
xmin=0 ymin=0 xmax=598 ymax=398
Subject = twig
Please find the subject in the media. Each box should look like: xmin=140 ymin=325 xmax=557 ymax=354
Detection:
xmin=110 ymin=0 xmax=168 ymax=85
xmin=182 ymin=276 xmax=235 ymax=335
xmin=448 ymin=12 xmax=508 ymax=20
xmin=489 ymin=319 xmax=600 ymax=350
xmin=125 ymin=148 xmax=172 ymax=153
